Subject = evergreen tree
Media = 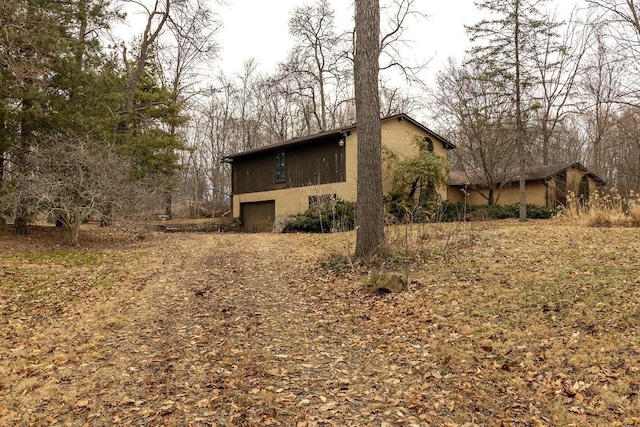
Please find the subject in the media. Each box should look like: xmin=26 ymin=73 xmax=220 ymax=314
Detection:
xmin=0 ymin=0 xmax=70 ymax=233
xmin=116 ymin=52 xmax=188 ymax=192
xmin=466 ymin=0 xmax=554 ymax=221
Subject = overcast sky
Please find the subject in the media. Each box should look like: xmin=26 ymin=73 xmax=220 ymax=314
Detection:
xmin=215 ymin=0 xmax=585 ymax=83
xmin=216 ymin=0 xmax=479 ymax=79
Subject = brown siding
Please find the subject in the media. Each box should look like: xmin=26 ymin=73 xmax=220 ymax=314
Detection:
xmin=233 ymin=135 xmax=345 ymax=194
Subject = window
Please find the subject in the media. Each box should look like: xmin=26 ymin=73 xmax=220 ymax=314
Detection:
xmin=275 ymin=151 xmax=286 ymax=183
xmin=423 ymin=137 xmax=434 ymax=152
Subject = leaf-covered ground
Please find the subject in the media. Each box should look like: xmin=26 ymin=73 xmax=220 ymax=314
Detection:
xmin=1 ymin=221 xmax=639 ymax=426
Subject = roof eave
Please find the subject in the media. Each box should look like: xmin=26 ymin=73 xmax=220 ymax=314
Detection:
xmin=225 ymin=129 xmax=345 ymax=160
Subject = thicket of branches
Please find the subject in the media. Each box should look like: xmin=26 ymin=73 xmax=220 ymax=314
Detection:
xmin=180 ymin=0 xmax=640 ymax=218
xmin=434 ymin=1 xmax=640 ymax=205
xmin=4 ymin=0 xmax=640 ymax=240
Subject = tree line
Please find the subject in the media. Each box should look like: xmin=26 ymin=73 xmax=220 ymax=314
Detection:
xmin=183 ymin=0 xmax=640 ymax=221
xmin=435 ymin=0 xmax=640 ymax=215
xmin=2 ymin=0 xmax=640 ymax=243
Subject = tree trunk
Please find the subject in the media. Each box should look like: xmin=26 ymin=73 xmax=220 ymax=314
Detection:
xmin=165 ymin=193 xmax=172 ymax=218
xmin=514 ymin=0 xmax=527 ymax=222
xmin=14 ymin=102 xmax=32 ymax=235
xmin=0 ymin=153 xmax=4 ymax=186
xmin=67 ymin=216 xmax=83 ymax=246
xmin=13 ymin=210 xmax=28 ymax=235
xmin=354 ymin=0 xmax=385 ymax=257
xmin=100 ymin=203 xmax=112 ymax=227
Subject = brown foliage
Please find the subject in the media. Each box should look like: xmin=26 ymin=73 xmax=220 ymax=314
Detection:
xmin=1 ymin=221 xmax=639 ymax=426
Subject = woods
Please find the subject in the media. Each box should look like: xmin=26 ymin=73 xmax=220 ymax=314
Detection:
xmin=3 ymin=0 xmax=640 ymax=238
xmin=3 ymin=2 xmax=640 ymax=424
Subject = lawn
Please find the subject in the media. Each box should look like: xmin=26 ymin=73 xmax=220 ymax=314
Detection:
xmin=1 ymin=220 xmax=639 ymax=426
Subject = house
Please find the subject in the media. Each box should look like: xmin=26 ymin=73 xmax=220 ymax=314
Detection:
xmin=223 ymin=113 xmax=455 ymax=232
xmin=448 ymin=162 xmax=606 ymax=208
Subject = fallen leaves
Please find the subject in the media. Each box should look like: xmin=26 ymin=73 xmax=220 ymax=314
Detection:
xmin=0 ymin=222 xmax=639 ymax=425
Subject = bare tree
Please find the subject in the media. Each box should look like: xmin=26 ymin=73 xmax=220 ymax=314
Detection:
xmin=434 ymin=59 xmax=518 ymax=205
xmin=284 ymin=0 xmax=349 ymax=132
xmin=530 ymin=7 xmax=589 ymax=164
xmin=379 ymin=0 xmax=429 ymax=86
xmin=236 ymin=60 xmax=267 ymax=150
xmin=156 ymin=0 xmax=220 ymax=217
xmin=579 ymin=31 xmax=624 ymax=179
xmin=355 ymin=0 xmax=385 ymax=257
xmin=611 ymin=106 xmax=640 ymax=193
xmin=13 ymin=134 xmax=133 ymax=245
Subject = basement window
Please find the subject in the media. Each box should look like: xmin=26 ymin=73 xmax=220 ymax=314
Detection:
xmin=275 ymin=151 xmax=286 ymax=183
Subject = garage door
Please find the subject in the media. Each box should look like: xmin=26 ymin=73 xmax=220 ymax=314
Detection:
xmin=241 ymin=201 xmax=275 ymax=232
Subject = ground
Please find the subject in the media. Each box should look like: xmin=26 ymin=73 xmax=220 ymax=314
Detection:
xmin=1 ymin=221 xmax=639 ymax=426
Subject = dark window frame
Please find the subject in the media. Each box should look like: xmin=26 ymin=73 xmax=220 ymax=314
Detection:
xmin=275 ymin=151 xmax=286 ymax=183
xmin=423 ymin=136 xmax=434 ymax=152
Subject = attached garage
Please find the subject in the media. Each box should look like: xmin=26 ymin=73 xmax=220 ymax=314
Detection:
xmin=241 ymin=201 xmax=275 ymax=232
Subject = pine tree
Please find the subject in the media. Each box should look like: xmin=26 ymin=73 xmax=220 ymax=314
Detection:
xmin=466 ymin=0 xmax=554 ymax=221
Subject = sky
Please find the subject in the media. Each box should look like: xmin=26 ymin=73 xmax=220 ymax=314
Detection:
xmin=213 ymin=0 xmax=585 ymax=88
xmin=215 ymin=0 xmax=480 ymax=80
xmin=119 ymin=0 xmax=585 ymax=91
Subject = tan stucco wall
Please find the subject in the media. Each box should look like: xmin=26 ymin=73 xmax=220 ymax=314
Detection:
xmin=448 ymin=165 xmax=602 ymax=208
xmin=565 ymin=168 xmax=600 ymax=196
xmin=447 ymin=187 xmax=466 ymax=203
xmin=232 ymin=117 xmax=450 ymax=224
xmin=379 ymin=118 xmax=449 ymax=201
xmin=232 ymin=182 xmax=357 ymax=228
xmin=448 ymin=182 xmax=547 ymax=206
xmin=496 ymin=182 xmax=547 ymax=205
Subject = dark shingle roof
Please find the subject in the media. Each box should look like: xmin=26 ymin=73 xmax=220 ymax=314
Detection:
xmin=223 ymin=113 xmax=454 ymax=161
xmin=449 ymin=162 xmax=606 ymax=187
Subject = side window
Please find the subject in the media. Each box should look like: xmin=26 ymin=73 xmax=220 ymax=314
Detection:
xmin=275 ymin=151 xmax=286 ymax=183
xmin=424 ymin=137 xmax=434 ymax=153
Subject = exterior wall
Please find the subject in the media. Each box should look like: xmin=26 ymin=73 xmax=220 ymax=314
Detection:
xmin=232 ymin=134 xmax=345 ymax=194
xmin=448 ymin=182 xmax=547 ymax=206
xmin=496 ymin=182 xmax=547 ymax=206
xmin=447 ymin=187 xmax=466 ymax=203
xmin=231 ymin=116 xmax=451 ymax=226
xmin=379 ymin=117 xmax=449 ymax=201
xmin=566 ymin=167 xmax=598 ymax=195
xmin=448 ymin=164 xmax=603 ymax=208
xmin=233 ymin=182 xmax=357 ymax=229
xmin=233 ymin=130 xmax=359 ymax=227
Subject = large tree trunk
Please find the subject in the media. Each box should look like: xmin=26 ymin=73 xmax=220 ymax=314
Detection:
xmin=13 ymin=208 xmax=28 ymax=235
xmin=514 ymin=0 xmax=527 ymax=222
xmin=354 ymin=0 xmax=384 ymax=257
xmin=0 ymin=153 xmax=4 ymax=187
xmin=14 ymin=99 xmax=32 ymax=235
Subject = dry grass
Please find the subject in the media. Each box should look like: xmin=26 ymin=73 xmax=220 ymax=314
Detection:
xmin=1 ymin=221 xmax=639 ymax=426
xmin=558 ymin=190 xmax=640 ymax=228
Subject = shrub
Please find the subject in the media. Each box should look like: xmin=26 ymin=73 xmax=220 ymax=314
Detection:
xmin=282 ymin=199 xmax=356 ymax=233
xmin=440 ymin=201 xmax=555 ymax=222
xmin=384 ymin=192 xmax=432 ymax=223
